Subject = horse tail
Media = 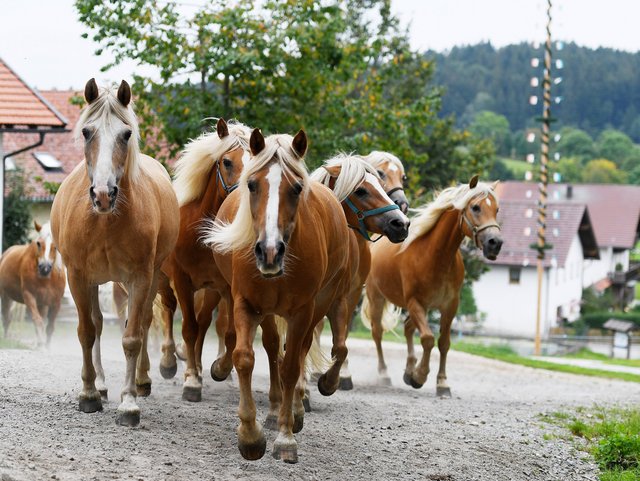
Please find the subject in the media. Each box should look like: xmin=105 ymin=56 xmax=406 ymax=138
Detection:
xmin=360 ymin=293 xmax=401 ymax=333
xmin=274 ymin=315 xmax=330 ymax=374
xmin=112 ymin=282 xmax=128 ymax=319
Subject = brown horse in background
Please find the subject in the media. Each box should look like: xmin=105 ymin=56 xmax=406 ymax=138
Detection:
xmin=158 ymin=118 xmax=251 ymax=400
xmin=206 ymin=130 xmax=352 ymax=463
xmin=363 ymin=151 xmax=409 ymax=214
xmin=51 ymin=78 xmax=179 ymax=426
xmin=0 ymin=221 xmax=66 ymax=346
xmin=362 ymin=176 xmax=502 ymax=396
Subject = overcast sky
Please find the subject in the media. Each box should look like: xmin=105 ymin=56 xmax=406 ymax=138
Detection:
xmin=2 ymin=0 xmax=638 ymax=91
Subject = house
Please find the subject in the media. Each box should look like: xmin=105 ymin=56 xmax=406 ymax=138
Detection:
xmin=472 ymin=181 xmax=640 ymax=338
xmin=0 ymin=57 xmax=68 ymax=249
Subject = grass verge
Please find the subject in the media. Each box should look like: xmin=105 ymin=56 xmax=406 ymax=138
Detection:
xmin=563 ymin=348 xmax=640 ymax=368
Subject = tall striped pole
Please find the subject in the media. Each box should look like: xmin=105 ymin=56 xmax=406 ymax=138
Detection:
xmin=534 ymin=0 xmax=554 ymax=356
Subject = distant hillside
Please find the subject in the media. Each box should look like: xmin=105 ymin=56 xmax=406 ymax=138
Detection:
xmin=427 ymin=43 xmax=640 ymax=141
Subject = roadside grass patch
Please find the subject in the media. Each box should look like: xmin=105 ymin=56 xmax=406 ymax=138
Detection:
xmin=564 ymin=348 xmax=640 ymax=368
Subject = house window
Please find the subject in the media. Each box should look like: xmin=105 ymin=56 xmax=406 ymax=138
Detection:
xmin=509 ymin=267 xmax=521 ymax=284
xmin=33 ymin=152 xmax=63 ymax=171
xmin=4 ymin=157 xmax=16 ymax=171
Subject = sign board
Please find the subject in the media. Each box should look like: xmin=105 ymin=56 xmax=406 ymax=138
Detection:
xmin=614 ymin=331 xmax=629 ymax=349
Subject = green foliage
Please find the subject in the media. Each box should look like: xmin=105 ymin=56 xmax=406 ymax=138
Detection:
xmin=557 ymin=127 xmax=597 ymax=163
xmin=553 ymin=156 xmax=583 ymax=183
xmin=581 ymin=287 xmax=615 ymax=315
xmin=582 ymin=159 xmax=627 ymax=184
xmin=75 ymin=0 xmax=493 ymax=191
xmin=457 ymin=284 xmax=477 ymax=316
xmin=578 ymin=311 xmax=640 ymax=330
xmin=595 ymin=433 xmax=640 ymax=470
xmin=3 ymin=170 xmax=32 ymax=251
xmin=469 ymin=110 xmax=511 ymax=156
xmin=489 ymin=158 xmax=516 ymax=181
xmin=42 ymin=181 xmax=61 ymax=196
xmin=597 ymin=130 xmax=635 ymax=168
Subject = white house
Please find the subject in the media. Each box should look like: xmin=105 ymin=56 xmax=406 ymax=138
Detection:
xmin=473 ymin=181 xmax=640 ymax=338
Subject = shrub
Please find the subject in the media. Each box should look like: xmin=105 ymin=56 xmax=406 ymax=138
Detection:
xmin=594 ymin=433 xmax=640 ymax=470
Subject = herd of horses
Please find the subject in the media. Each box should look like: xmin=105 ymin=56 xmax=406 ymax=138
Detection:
xmin=0 ymin=79 xmax=503 ymax=464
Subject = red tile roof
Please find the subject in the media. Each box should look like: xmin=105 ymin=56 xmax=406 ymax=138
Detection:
xmin=0 ymin=58 xmax=66 ymax=128
xmin=496 ymin=182 xmax=640 ymax=249
xmin=489 ymin=199 xmax=598 ymax=268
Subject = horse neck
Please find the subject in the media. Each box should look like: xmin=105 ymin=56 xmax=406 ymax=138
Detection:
xmin=198 ymin=165 xmax=227 ymax=217
xmin=419 ymin=208 xmax=465 ymax=261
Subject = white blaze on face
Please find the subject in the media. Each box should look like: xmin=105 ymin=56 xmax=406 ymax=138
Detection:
xmin=387 ymin=162 xmax=399 ymax=172
xmin=366 ymin=172 xmax=392 ymax=201
xmin=265 ymin=164 xmax=283 ymax=248
xmin=486 ymin=198 xmax=492 ymax=207
xmin=241 ymin=150 xmax=250 ymax=166
xmin=43 ymin=235 xmax=53 ymax=263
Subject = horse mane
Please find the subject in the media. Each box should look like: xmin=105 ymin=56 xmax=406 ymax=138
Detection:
xmin=74 ymin=85 xmax=141 ymax=181
xmin=363 ymin=151 xmax=405 ymax=174
xmin=400 ymin=181 xmax=496 ymax=251
xmin=204 ymin=133 xmax=310 ymax=254
xmin=310 ymin=153 xmax=381 ymax=202
xmin=173 ymin=120 xmax=252 ymax=206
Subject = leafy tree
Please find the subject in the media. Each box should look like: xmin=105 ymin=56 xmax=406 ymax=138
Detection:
xmin=556 ymin=127 xmax=596 ymax=163
xmin=553 ymin=156 xmax=583 ymax=183
xmin=489 ymin=158 xmax=515 ymax=181
xmin=596 ymin=130 xmax=635 ymax=168
xmin=582 ymin=159 xmax=627 ymax=184
xmin=469 ymin=111 xmax=511 ymax=156
xmin=3 ymin=170 xmax=32 ymax=250
xmin=75 ymin=0 xmax=492 ymax=192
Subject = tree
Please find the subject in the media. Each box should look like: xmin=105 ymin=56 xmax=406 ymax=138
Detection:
xmin=3 ymin=170 xmax=32 ymax=250
xmin=596 ymin=130 xmax=635 ymax=168
xmin=75 ymin=0 xmax=492 ymax=192
xmin=469 ymin=111 xmax=511 ymax=157
xmin=556 ymin=127 xmax=596 ymax=163
xmin=553 ymin=156 xmax=583 ymax=183
xmin=582 ymin=159 xmax=627 ymax=184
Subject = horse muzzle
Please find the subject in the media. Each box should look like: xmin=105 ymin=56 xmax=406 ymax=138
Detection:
xmin=383 ymin=213 xmax=410 ymax=244
xmin=481 ymin=232 xmax=503 ymax=261
xmin=37 ymin=262 xmax=53 ymax=278
xmin=254 ymin=240 xmax=286 ymax=278
xmin=389 ymin=190 xmax=409 ymax=214
xmin=89 ymin=185 xmax=118 ymax=214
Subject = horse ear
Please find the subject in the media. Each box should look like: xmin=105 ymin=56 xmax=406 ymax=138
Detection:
xmin=292 ymin=130 xmax=308 ymax=159
xmin=34 ymin=221 xmax=42 ymax=232
xmin=250 ymin=128 xmax=265 ymax=156
xmin=117 ymin=80 xmax=131 ymax=107
xmin=323 ymin=165 xmax=341 ymax=178
xmin=491 ymin=180 xmax=500 ymax=190
xmin=216 ymin=118 xmax=229 ymax=139
xmin=84 ymin=78 xmax=99 ymax=104
xmin=469 ymin=174 xmax=479 ymax=189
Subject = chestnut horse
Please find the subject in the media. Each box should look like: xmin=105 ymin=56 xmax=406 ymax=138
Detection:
xmin=363 ymin=151 xmax=409 ymax=214
xmin=0 ymin=221 xmax=66 ymax=346
xmin=206 ymin=130 xmax=352 ymax=463
xmin=362 ymin=176 xmax=503 ymax=395
xmin=51 ymin=78 xmax=179 ymax=426
xmin=308 ymin=154 xmax=409 ymax=396
xmin=157 ymin=118 xmax=252 ymax=400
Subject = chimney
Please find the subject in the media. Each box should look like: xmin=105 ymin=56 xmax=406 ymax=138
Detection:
xmin=566 ymin=184 xmax=573 ymax=200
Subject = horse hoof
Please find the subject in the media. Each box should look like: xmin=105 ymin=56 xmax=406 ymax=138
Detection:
xmin=302 ymin=396 xmax=311 ymax=413
xmin=378 ymin=375 xmax=392 ymax=387
xmin=210 ymin=360 xmax=229 ymax=382
xmin=238 ymin=435 xmax=267 ymax=461
xmin=263 ymin=414 xmax=278 ymax=431
xmin=317 ymin=373 xmax=337 ymax=397
xmin=115 ymin=410 xmax=140 ymax=427
xmin=98 ymin=389 xmax=108 ymax=401
xmin=272 ymin=440 xmax=298 ymax=464
xmin=78 ymin=395 xmax=103 ymax=413
xmin=437 ymin=386 xmax=452 ymax=397
xmin=293 ymin=413 xmax=304 ymax=434
xmin=159 ymin=362 xmax=177 ymax=379
xmin=403 ymin=372 xmax=423 ymax=389
xmin=136 ymin=382 xmax=152 ymax=397
xmin=339 ymin=377 xmax=354 ymax=391
xmin=182 ymin=386 xmax=202 ymax=402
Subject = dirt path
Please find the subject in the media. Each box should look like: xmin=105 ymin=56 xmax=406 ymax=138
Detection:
xmin=1 ymin=324 xmax=638 ymax=481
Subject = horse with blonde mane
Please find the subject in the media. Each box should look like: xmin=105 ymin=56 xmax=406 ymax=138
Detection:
xmin=362 ymin=175 xmax=503 ymax=395
xmin=156 ymin=118 xmax=252 ymax=396
xmin=308 ymin=153 xmax=409 ymax=396
xmin=0 ymin=221 xmax=66 ymax=346
xmin=363 ymin=150 xmax=410 ymax=214
xmin=206 ymin=129 xmax=352 ymax=463
xmin=50 ymin=78 xmax=179 ymax=426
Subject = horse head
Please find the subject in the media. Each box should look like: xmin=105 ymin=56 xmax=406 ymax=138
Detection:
xmin=460 ymin=176 xmax=503 ymax=260
xmin=214 ymin=118 xmax=250 ymax=195
xmin=364 ymin=151 xmax=409 ymax=214
xmin=78 ymin=78 xmax=140 ymax=214
xmin=32 ymin=221 xmax=59 ymax=278
xmin=247 ymin=129 xmax=308 ymax=277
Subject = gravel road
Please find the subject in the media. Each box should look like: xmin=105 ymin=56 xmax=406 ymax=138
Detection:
xmin=1 ymin=323 xmax=638 ymax=481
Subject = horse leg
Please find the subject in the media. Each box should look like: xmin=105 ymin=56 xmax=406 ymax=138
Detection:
xmin=195 ymin=289 xmax=219 ymax=377
xmin=90 ymin=288 xmax=108 ymax=400
xmin=158 ymin=273 xmax=179 ymax=379
xmin=23 ymin=291 xmax=45 ymax=347
xmin=318 ymin=298 xmax=349 ymax=397
xmin=293 ymin=327 xmax=316 ymax=432
xmin=174 ymin=270 xmax=201 ymax=402
xmin=436 ymin=302 xmax=458 ymax=398
xmin=308 ymin=320 xmax=324 ymax=383
xmin=1 ymin=293 xmax=12 ymax=338
xmin=338 ymin=286 xmax=361 ymax=391
xmin=261 ymin=314 xmax=282 ymax=430
xmin=68 ymin=271 xmax=102 ymax=413
xmin=46 ymin=301 xmax=60 ymax=347
xmin=366 ymin=285 xmax=391 ymax=385
xmin=272 ymin=306 xmax=316 ymax=464
xmin=403 ymin=317 xmax=417 ymax=386
xmin=233 ymin=297 xmax=265 ymax=460
xmin=211 ymin=291 xmax=236 ymax=382
xmin=135 ymin=322 xmax=152 ymax=397
xmin=116 ymin=272 xmax=155 ymax=427
xmin=212 ymin=297 xmax=233 ymax=381
xmin=405 ymin=299 xmax=433 ymax=389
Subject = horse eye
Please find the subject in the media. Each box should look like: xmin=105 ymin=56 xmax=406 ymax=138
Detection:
xmin=222 ymin=158 xmax=232 ymax=169
xmin=354 ymin=187 xmax=367 ymax=197
xmin=247 ymin=180 xmax=257 ymax=193
xmin=122 ymin=129 xmax=132 ymax=141
xmin=376 ymin=170 xmax=386 ymax=179
xmin=472 ymin=205 xmax=481 ymax=213
xmin=82 ymin=128 xmax=91 ymax=140
xmin=36 ymin=241 xmax=41 ymax=249
xmin=292 ymin=183 xmax=303 ymax=196
xmin=402 ymin=175 xmax=408 ymax=182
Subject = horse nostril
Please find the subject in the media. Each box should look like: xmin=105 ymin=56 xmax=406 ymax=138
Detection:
xmin=276 ymin=241 xmax=285 ymax=258
xmin=89 ymin=186 xmax=96 ymax=200
xmin=110 ymin=186 xmax=118 ymax=199
xmin=390 ymin=218 xmax=407 ymax=230
xmin=254 ymin=242 xmax=264 ymax=259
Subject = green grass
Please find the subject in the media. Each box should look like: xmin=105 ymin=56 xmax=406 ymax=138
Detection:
xmin=451 ymin=342 xmax=640 ymax=383
xmin=540 ymin=407 xmax=640 ymax=480
xmin=564 ymin=348 xmax=640 ymax=368
xmin=501 ymin=157 xmax=531 ymax=178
